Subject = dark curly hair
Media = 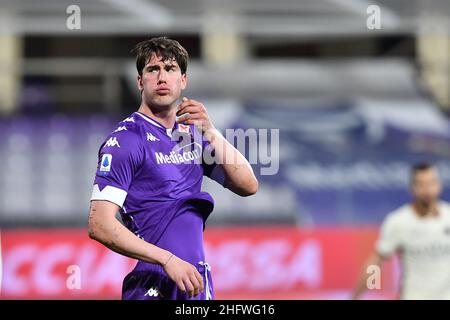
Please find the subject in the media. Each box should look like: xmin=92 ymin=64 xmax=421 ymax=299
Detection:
xmin=131 ymin=37 xmax=189 ymax=76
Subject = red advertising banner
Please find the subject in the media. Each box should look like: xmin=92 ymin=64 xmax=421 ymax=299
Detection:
xmin=204 ymin=226 xmax=398 ymax=299
xmin=0 ymin=227 xmax=399 ymax=300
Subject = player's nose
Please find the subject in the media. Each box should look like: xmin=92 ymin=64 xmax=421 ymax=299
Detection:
xmin=157 ymin=70 xmax=168 ymax=83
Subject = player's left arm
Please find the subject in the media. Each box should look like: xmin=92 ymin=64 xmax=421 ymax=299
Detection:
xmin=177 ymin=97 xmax=258 ymax=197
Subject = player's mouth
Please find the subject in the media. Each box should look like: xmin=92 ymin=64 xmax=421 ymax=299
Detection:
xmin=156 ymin=87 xmax=171 ymax=95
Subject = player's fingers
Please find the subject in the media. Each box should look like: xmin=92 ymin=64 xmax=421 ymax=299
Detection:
xmin=189 ymin=271 xmax=201 ymax=297
xmin=182 ymin=118 xmax=205 ymax=126
xmin=190 ymin=266 xmax=202 ymax=296
xmin=177 ymin=98 xmax=195 ymax=110
xmin=177 ymin=113 xmax=203 ymax=123
xmin=177 ymin=278 xmax=187 ymax=293
xmin=177 ymin=100 xmax=190 ymax=111
xmin=194 ymin=270 xmax=204 ymax=293
xmin=179 ymin=112 xmax=203 ymax=120
xmin=183 ymin=277 xmax=195 ymax=298
xmin=178 ymin=97 xmax=201 ymax=112
xmin=182 ymin=96 xmax=200 ymax=105
xmin=176 ymin=113 xmax=189 ymax=123
xmin=176 ymin=106 xmax=201 ymax=116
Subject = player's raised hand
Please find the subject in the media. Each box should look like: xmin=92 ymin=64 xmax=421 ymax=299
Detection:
xmin=162 ymin=253 xmax=204 ymax=298
xmin=176 ymin=97 xmax=215 ymax=134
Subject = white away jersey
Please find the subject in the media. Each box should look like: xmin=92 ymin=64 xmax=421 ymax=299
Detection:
xmin=376 ymin=201 xmax=450 ymax=299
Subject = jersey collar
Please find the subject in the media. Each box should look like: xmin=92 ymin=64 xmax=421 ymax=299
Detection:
xmin=134 ymin=111 xmax=179 ymax=138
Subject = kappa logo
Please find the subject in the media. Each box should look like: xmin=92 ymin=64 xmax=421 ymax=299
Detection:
xmin=123 ymin=116 xmax=135 ymax=123
xmin=144 ymin=287 xmax=162 ymax=297
xmin=113 ymin=126 xmax=127 ymax=133
xmin=105 ymin=137 xmax=120 ymax=148
xmin=147 ymin=132 xmax=160 ymax=142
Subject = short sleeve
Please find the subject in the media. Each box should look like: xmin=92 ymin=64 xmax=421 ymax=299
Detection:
xmin=90 ymin=129 xmax=143 ymax=208
xmin=375 ymin=214 xmax=402 ymax=258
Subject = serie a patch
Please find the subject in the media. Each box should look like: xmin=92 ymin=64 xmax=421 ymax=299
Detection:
xmin=99 ymin=154 xmax=112 ymax=175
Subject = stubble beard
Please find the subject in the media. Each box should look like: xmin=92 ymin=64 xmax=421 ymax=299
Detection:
xmin=144 ymin=91 xmax=179 ymax=112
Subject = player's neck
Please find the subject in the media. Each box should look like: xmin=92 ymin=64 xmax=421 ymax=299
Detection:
xmin=412 ymin=200 xmax=439 ymax=218
xmin=138 ymin=102 xmax=176 ymax=129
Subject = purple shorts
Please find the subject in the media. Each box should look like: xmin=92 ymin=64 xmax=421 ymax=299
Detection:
xmin=122 ymin=261 xmax=214 ymax=300
xmin=122 ymin=206 xmax=214 ymax=300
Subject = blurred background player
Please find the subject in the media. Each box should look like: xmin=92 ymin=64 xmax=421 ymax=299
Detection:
xmin=352 ymin=162 xmax=450 ymax=299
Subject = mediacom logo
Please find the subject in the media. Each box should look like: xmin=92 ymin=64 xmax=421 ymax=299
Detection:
xmin=155 ymin=149 xmax=201 ymax=165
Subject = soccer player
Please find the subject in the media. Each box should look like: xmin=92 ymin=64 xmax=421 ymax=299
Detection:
xmin=88 ymin=37 xmax=258 ymax=300
xmin=352 ymin=162 xmax=450 ymax=299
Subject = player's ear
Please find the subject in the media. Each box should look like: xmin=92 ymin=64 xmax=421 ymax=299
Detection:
xmin=137 ymin=74 xmax=144 ymax=91
xmin=180 ymin=73 xmax=187 ymax=90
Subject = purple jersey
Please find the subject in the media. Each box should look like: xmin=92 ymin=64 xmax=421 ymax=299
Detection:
xmin=90 ymin=111 xmax=223 ymax=300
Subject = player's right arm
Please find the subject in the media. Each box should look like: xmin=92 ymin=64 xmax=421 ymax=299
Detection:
xmin=351 ymin=212 xmax=401 ymax=300
xmin=88 ymin=200 xmax=204 ymax=297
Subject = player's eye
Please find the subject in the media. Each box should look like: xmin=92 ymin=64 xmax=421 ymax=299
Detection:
xmin=147 ymin=67 xmax=159 ymax=73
